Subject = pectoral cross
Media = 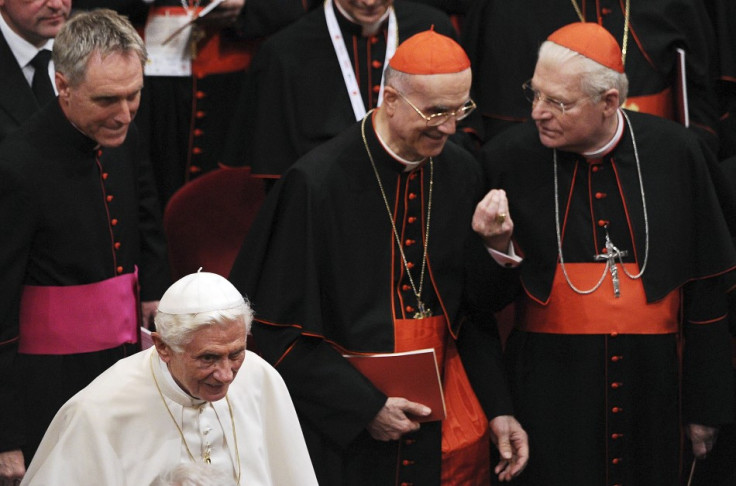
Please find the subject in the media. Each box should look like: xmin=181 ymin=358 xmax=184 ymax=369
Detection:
xmin=414 ymin=301 xmax=432 ymax=319
xmin=594 ymin=227 xmax=628 ymax=298
xmin=189 ymin=25 xmax=206 ymax=60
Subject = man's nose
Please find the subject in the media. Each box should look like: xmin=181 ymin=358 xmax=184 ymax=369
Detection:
xmin=531 ymin=100 xmax=552 ymax=121
xmin=436 ymin=117 xmax=457 ymax=135
xmin=212 ymin=360 xmax=235 ymax=383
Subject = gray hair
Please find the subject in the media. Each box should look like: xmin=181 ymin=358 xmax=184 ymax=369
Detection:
xmin=154 ymin=301 xmax=254 ymax=353
xmin=150 ymin=463 xmax=236 ymax=486
xmin=538 ymin=40 xmax=629 ymax=105
xmin=53 ymin=9 xmax=147 ymax=87
xmin=383 ymin=65 xmax=412 ymax=92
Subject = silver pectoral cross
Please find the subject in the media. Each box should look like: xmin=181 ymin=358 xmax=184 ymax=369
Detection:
xmin=413 ymin=301 xmax=433 ymax=319
xmin=594 ymin=227 xmax=628 ymax=298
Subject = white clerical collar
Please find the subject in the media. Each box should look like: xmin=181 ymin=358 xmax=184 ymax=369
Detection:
xmin=0 ymin=12 xmax=54 ymax=87
xmin=583 ymin=109 xmax=624 ymax=159
xmin=333 ymin=0 xmax=391 ymax=36
xmin=155 ymin=351 xmax=207 ymax=407
xmin=325 ymin=0 xmax=397 ymax=119
xmin=374 ymin=121 xmax=425 ymax=171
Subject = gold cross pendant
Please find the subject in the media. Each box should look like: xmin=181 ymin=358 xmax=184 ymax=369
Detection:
xmin=189 ymin=25 xmax=206 ymax=60
xmin=413 ymin=302 xmax=432 ymax=319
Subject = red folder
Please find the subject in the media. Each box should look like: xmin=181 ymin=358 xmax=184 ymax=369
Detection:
xmin=344 ymin=348 xmax=446 ymax=422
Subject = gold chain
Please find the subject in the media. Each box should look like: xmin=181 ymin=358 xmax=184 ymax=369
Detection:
xmin=150 ymin=352 xmax=242 ymax=484
xmin=360 ymin=112 xmax=433 ymax=319
xmin=570 ymin=0 xmax=630 ymax=66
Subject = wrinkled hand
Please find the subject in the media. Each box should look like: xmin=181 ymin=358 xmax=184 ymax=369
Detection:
xmin=367 ymin=397 xmax=431 ymax=441
xmin=687 ymin=423 xmax=719 ymax=459
xmin=0 ymin=449 xmax=25 ymax=485
xmin=141 ymin=300 xmax=159 ymax=330
xmin=489 ymin=415 xmax=529 ymax=482
xmin=472 ymin=189 xmax=513 ymax=253
xmin=197 ymin=0 xmax=245 ymax=27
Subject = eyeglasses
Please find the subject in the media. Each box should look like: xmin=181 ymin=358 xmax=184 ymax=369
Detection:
xmin=522 ymin=79 xmax=590 ymax=116
xmin=396 ymin=91 xmax=476 ymax=127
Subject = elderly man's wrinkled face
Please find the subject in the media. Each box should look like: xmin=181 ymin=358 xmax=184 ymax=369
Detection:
xmin=160 ymin=321 xmax=247 ymax=402
xmin=0 ymin=0 xmax=70 ymax=47
xmin=56 ymin=50 xmax=143 ymax=148
xmin=384 ymin=68 xmax=472 ymax=161
xmin=529 ymin=60 xmax=608 ymax=154
xmin=334 ymin=0 xmax=392 ymax=26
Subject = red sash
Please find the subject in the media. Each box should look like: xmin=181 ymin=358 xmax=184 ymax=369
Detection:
xmin=18 ymin=271 xmax=140 ymax=354
xmin=394 ymin=315 xmax=491 ymax=485
xmin=519 ymin=263 xmax=679 ymax=335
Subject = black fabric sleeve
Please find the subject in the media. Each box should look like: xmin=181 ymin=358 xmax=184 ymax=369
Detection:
xmin=682 ymin=276 xmax=735 ymax=426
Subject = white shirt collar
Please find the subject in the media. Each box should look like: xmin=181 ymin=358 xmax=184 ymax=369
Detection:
xmin=0 ymin=12 xmax=55 ymax=87
xmin=583 ymin=109 xmax=624 ymax=159
xmin=333 ymin=0 xmax=391 ymax=36
xmin=154 ymin=351 xmax=207 ymax=408
xmin=374 ymin=123 xmax=426 ymax=172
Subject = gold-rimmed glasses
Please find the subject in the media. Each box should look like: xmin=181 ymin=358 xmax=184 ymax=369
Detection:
xmin=396 ymin=91 xmax=476 ymax=127
xmin=522 ymin=79 xmax=591 ymax=116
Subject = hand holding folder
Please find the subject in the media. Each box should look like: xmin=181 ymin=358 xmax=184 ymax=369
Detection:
xmin=343 ymin=348 xmax=446 ymax=422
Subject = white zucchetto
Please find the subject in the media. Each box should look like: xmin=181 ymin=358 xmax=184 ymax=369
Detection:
xmin=158 ymin=269 xmax=245 ymax=314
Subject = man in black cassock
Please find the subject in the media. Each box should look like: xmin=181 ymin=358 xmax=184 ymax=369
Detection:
xmin=462 ymin=0 xmax=720 ymax=149
xmin=229 ymin=30 xmax=528 ymax=485
xmin=221 ymin=0 xmax=456 ymax=182
xmin=0 ymin=10 xmax=168 ymax=482
xmin=479 ymin=22 xmax=736 ymax=486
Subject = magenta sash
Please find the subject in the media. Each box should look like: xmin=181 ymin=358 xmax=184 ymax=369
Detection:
xmin=18 ymin=271 xmax=140 ymax=354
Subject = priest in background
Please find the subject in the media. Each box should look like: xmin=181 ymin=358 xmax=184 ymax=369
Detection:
xmin=221 ymin=0 xmax=457 ymax=187
xmin=22 ymin=270 xmax=316 ymax=486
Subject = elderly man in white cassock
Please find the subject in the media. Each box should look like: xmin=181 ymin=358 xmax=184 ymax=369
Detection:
xmin=21 ymin=270 xmax=317 ymax=486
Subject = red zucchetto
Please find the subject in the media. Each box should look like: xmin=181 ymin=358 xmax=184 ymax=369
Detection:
xmin=389 ymin=27 xmax=470 ymax=75
xmin=547 ymin=22 xmax=625 ymax=73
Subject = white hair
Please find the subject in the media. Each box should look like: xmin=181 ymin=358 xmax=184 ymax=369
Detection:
xmin=538 ymin=40 xmax=629 ymax=104
xmin=149 ymin=463 xmax=235 ymax=486
xmin=154 ymin=301 xmax=253 ymax=353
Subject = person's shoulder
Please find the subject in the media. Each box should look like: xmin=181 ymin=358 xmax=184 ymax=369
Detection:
xmin=0 ymin=123 xmax=43 ymax=174
xmin=258 ymin=6 xmax=327 ymax=53
xmin=234 ymin=350 xmax=289 ymax=392
xmin=289 ymin=122 xmax=362 ymax=173
xmin=481 ymin=120 xmax=539 ymax=155
xmin=249 ymin=8 xmax=332 ymax=77
xmin=70 ymin=351 xmax=151 ymax=403
xmin=441 ymin=138 xmax=478 ymax=165
xmin=624 ymin=109 xmax=701 ymax=150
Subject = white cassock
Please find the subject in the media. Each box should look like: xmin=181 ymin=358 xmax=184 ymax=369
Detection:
xmin=21 ymin=348 xmax=318 ymax=486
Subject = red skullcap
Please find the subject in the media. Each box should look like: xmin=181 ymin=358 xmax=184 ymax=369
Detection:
xmin=547 ymin=22 xmax=625 ymax=73
xmin=389 ymin=28 xmax=470 ymax=75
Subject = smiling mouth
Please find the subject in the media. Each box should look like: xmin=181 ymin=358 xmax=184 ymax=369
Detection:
xmin=424 ymin=132 xmax=446 ymax=141
xmin=536 ymin=123 xmax=556 ymax=135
